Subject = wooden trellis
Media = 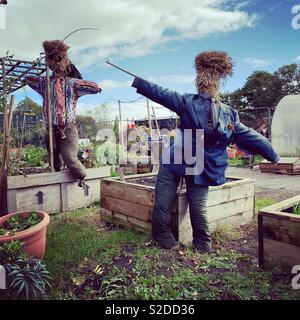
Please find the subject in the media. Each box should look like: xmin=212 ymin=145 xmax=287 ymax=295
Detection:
xmin=0 ymin=57 xmax=47 ymax=95
xmin=0 ymin=56 xmax=48 ymax=216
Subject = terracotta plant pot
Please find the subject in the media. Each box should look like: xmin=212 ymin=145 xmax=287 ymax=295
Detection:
xmin=0 ymin=211 xmax=50 ymax=259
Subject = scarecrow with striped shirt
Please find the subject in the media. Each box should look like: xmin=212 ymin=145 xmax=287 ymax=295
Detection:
xmin=26 ymin=40 xmax=102 ymax=186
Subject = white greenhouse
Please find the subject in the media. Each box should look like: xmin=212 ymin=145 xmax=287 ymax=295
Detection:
xmin=272 ymin=95 xmax=300 ymax=157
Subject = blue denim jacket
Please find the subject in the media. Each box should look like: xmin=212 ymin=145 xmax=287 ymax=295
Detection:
xmin=132 ymin=77 xmax=280 ymax=186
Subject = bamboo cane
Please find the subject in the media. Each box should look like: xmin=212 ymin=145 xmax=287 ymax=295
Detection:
xmin=106 ymin=60 xmax=137 ymax=78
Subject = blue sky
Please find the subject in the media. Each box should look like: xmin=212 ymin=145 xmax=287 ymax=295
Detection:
xmin=1 ymin=0 xmax=300 ymax=120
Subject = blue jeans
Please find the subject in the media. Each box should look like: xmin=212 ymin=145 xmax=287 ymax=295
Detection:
xmin=152 ymin=165 xmax=211 ymax=251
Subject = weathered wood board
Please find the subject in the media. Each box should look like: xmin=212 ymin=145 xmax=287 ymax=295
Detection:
xmin=260 ymin=157 xmax=300 ymax=175
xmin=7 ymin=167 xmax=111 ymax=214
xmin=258 ymin=194 xmax=300 ymax=269
xmin=100 ymin=174 xmax=255 ymax=246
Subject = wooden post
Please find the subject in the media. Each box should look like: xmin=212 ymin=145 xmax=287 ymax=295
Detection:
xmin=0 ymin=57 xmax=8 ymax=216
xmin=118 ymin=100 xmax=124 ymax=163
xmin=146 ymin=99 xmax=152 ymax=138
xmin=151 ymin=106 xmax=161 ymax=173
xmin=6 ymin=96 xmax=15 ymax=169
xmin=46 ymin=66 xmax=54 ymax=171
xmin=258 ymin=213 xmax=264 ymax=268
xmin=152 ymin=106 xmax=161 ymax=137
xmin=7 ymin=95 xmax=15 ymax=134
xmin=19 ymin=112 xmax=26 ymax=151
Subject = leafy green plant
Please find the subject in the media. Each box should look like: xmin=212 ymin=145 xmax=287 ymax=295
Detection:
xmin=23 ymin=146 xmax=47 ymax=167
xmin=0 ymin=211 xmax=42 ymax=236
xmin=293 ymin=204 xmax=300 ymax=215
xmin=0 ymin=240 xmax=23 ymax=264
xmin=5 ymin=256 xmax=52 ymax=300
xmin=0 ymin=241 xmax=52 ymax=300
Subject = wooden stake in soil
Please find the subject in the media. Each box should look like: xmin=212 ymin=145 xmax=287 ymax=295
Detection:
xmin=0 ymin=57 xmax=8 ymax=216
xmin=0 ymin=93 xmax=15 ymax=216
xmin=46 ymin=66 xmax=54 ymax=172
xmin=118 ymin=100 xmax=124 ymax=164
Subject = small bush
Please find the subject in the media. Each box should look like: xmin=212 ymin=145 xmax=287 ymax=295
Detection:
xmin=23 ymin=146 xmax=47 ymax=167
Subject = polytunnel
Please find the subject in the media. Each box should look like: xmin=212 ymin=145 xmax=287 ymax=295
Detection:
xmin=272 ymin=95 xmax=300 ymax=157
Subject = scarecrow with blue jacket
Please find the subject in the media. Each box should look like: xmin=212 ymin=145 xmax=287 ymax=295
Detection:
xmin=128 ymin=51 xmax=279 ymax=252
xmin=26 ymin=40 xmax=102 ymax=186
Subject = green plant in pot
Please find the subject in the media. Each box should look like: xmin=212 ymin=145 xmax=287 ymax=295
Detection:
xmin=0 ymin=210 xmax=50 ymax=259
xmin=0 ymin=240 xmax=52 ymax=300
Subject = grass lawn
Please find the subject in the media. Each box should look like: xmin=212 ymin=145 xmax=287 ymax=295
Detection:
xmin=44 ymin=199 xmax=300 ymax=300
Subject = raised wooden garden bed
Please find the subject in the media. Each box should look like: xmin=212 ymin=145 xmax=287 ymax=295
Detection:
xmin=258 ymin=195 xmax=300 ymax=269
xmin=7 ymin=167 xmax=111 ymax=214
xmin=260 ymin=157 xmax=300 ymax=175
xmin=100 ymin=173 xmax=255 ymax=245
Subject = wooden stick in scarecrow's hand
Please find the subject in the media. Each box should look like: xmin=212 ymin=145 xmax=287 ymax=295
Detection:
xmin=106 ymin=60 xmax=137 ymax=78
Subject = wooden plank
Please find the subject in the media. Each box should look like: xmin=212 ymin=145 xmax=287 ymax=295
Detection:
xmin=68 ymin=179 xmax=100 ymax=210
xmin=258 ymin=213 xmax=264 ymax=268
xmin=263 ymin=215 xmax=300 ymax=246
xmin=261 ymin=157 xmax=299 ymax=165
xmin=177 ymin=227 xmax=192 ymax=246
xmin=259 ymin=195 xmax=300 ymax=215
xmin=101 ymin=180 xmax=154 ymax=207
xmin=7 ymin=167 xmax=111 ymax=189
xmin=264 ymin=238 xmax=300 ymax=269
xmin=177 ymin=194 xmax=254 ymax=223
xmin=6 ymin=189 xmax=17 ymax=213
xmin=206 ymin=182 xmax=254 ymax=207
xmin=100 ymin=208 xmax=151 ymax=233
xmin=101 ymin=195 xmax=152 ymax=222
xmin=60 ymin=183 xmax=69 ymax=212
xmin=207 ymin=196 xmax=254 ymax=222
xmin=102 ymin=176 xmax=254 ymax=211
xmin=16 ymin=184 xmax=61 ymax=213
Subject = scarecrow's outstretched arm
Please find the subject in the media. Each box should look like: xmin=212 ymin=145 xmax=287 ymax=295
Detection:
xmin=132 ymin=77 xmax=185 ymax=116
xmin=73 ymin=79 xmax=102 ymax=98
xmin=231 ymin=109 xmax=280 ymax=163
xmin=107 ymin=60 xmax=184 ymax=115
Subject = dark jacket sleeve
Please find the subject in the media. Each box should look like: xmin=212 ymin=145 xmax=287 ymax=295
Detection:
xmin=132 ymin=77 xmax=185 ymax=116
xmin=231 ymin=108 xmax=280 ymax=163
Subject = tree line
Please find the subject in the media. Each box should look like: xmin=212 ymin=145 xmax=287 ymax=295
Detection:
xmin=221 ymin=63 xmax=300 ymax=111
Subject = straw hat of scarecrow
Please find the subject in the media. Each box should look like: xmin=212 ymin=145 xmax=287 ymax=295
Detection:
xmin=194 ymin=51 xmax=234 ymax=99
xmin=43 ymin=40 xmax=82 ymax=79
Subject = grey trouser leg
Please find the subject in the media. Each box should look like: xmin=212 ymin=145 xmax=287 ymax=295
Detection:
xmin=185 ymin=176 xmax=211 ymax=252
xmin=59 ymin=124 xmax=86 ymax=181
xmin=152 ymin=165 xmax=180 ymax=248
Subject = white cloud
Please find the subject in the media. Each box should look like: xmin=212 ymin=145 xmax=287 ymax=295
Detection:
xmin=77 ymin=100 xmax=173 ymax=121
xmin=99 ymin=79 xmax=132 ymax=90
xmin=235 ymin=0 xmax=258 ymax=10
xmin=293 ymin=56 xmax=300 ymax=62
xmin=0 ymin=0 xmax=257 ymax=69
xmin=148 ymin=75 xmax=195 ymax=85
xmin=243 ymin=57 xmax=277 ymax=69
xmin=268 ymin=1 xmax=283 ymax=12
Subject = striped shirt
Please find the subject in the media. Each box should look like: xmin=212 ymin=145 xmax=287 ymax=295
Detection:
xmin=26 ymin=75 xmax=100 ymax=127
